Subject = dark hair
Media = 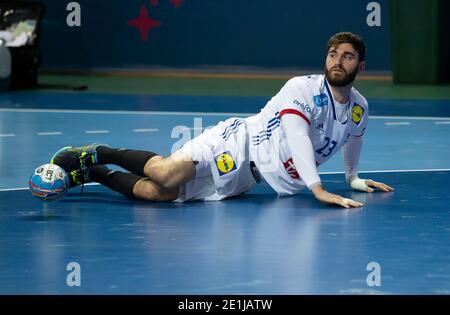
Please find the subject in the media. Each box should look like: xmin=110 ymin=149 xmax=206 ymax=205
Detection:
xmin=327 ymin=32 xmax=366 ymax=61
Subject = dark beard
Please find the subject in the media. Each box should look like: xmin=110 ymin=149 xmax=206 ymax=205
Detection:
xmin=324 ymin=65 xmax=359 ymax=87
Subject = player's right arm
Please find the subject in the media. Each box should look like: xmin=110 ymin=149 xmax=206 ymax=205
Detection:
xmin=281 ymin=112 xmax=363 ymax=209
xmin=277 ymin=78 xmax=362 ymax=208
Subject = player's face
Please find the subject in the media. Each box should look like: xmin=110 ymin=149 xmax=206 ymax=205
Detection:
xmin=325 ymin=43 xmax=364 ymax=87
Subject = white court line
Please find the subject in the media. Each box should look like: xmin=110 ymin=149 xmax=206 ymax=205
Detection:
xmin=384 ymin=122 xmax=411 ymax=126
xmin=0 ymin=182 xmax=99 ymax=192
xmin=369 ymin=116 xmax=450 ymax=121
xmin=0 ymin=133 xmax=15 ymax=137
xmin=0 ymin=187 xmax=29 ymax=192
xmin=0 ymin=108 xmax=254 ymax=117
xmin=37 ymin=132 xmax=62 ymax=136
xmin=319 ymin=168 xmax=450 ymax=175
xmin=434 ymin=121 xmax=450 ymax=125
xmin=1 ymin=108 xmax=450 ymax=120
xmin=133 ymin=128 xmax=159 ymax=132
xmin=85 ymin=130 xmax=110 ymax=134
xmin=2 ymin=169 xmax=449 ymax=192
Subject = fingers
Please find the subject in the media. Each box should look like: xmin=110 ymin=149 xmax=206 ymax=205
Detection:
xmin=316 ymin=191 xmax=364 ymax=209
xmin=341 ymin=197 xmax=364 ymax=209
xmin=382 ymin=183 xmax=395 ymax=191
xmin=365 ymin=180 xmax=395 ymax=192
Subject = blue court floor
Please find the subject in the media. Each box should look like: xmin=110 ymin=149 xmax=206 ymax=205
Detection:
xmin=0 ymin=92 xmax=450 ymax=294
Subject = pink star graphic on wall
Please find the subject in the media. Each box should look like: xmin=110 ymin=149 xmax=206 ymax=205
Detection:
xmin=128 ymin=5 xmax=161 ymax=42
xmin=170 ymin=0 xmax=184 ymax=9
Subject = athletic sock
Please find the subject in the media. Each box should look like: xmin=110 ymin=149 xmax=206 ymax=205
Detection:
xmin=96 ymin=146 xmax=158 ymax=176
xmin=90 ymin=165 xmax=142 ymax=199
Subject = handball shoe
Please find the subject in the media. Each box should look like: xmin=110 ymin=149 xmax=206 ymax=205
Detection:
xmin=50 ymin=144 xmax=104 ymax=187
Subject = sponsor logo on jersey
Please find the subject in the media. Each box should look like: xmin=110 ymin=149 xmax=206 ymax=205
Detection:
xmin=313 ymin=93 xmax=329 ymax=107
xmin=293 ymin=100 xmax=311 ymax=113
xmin=215 ymin=151 xmax=237 ymax=176
xmin=283 ymin=158 xmax=300 ymax=179
xmin=352 ymin=104 xmax=364 ymax=124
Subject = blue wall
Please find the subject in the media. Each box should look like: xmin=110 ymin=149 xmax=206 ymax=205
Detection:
xmin=38 ymin=0 xmax=391 ymax=71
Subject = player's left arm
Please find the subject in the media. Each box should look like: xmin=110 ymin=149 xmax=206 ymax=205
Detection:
xmin=343 ymin=135 xmax=394 ymax=192
xmin=344 ymin=97 xmax=394 ymax=193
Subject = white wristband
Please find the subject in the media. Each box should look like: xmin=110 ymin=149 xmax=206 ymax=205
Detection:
xmin=350 ymin=177 xmax=370 ymax=192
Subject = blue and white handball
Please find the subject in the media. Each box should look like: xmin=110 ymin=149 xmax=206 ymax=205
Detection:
xmin=29 ymin=163 xmax=70 ymax=201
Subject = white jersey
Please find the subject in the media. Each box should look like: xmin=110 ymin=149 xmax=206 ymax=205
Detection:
xmin=245 ymin=74 xmax=369 ymax=196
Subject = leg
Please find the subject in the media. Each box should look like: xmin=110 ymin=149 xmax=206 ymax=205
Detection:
xmin=51 ymin=145 xmax=160 ymax=177
xmin=96 ymin=146 xmax=160 ymax=176
xmin=90 ymin=165 xmax=178 ymax=201
xmin=144 ymin=151 xmax=196 ymax=189
xmin=51 ymin=145 xmax=192 ymax=200
xmin=133 ymin=179 xmax=179 ymax=201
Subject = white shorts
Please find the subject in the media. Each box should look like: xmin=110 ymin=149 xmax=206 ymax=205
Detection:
xmin=174 ymin=117 xmax=260 ymax=202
